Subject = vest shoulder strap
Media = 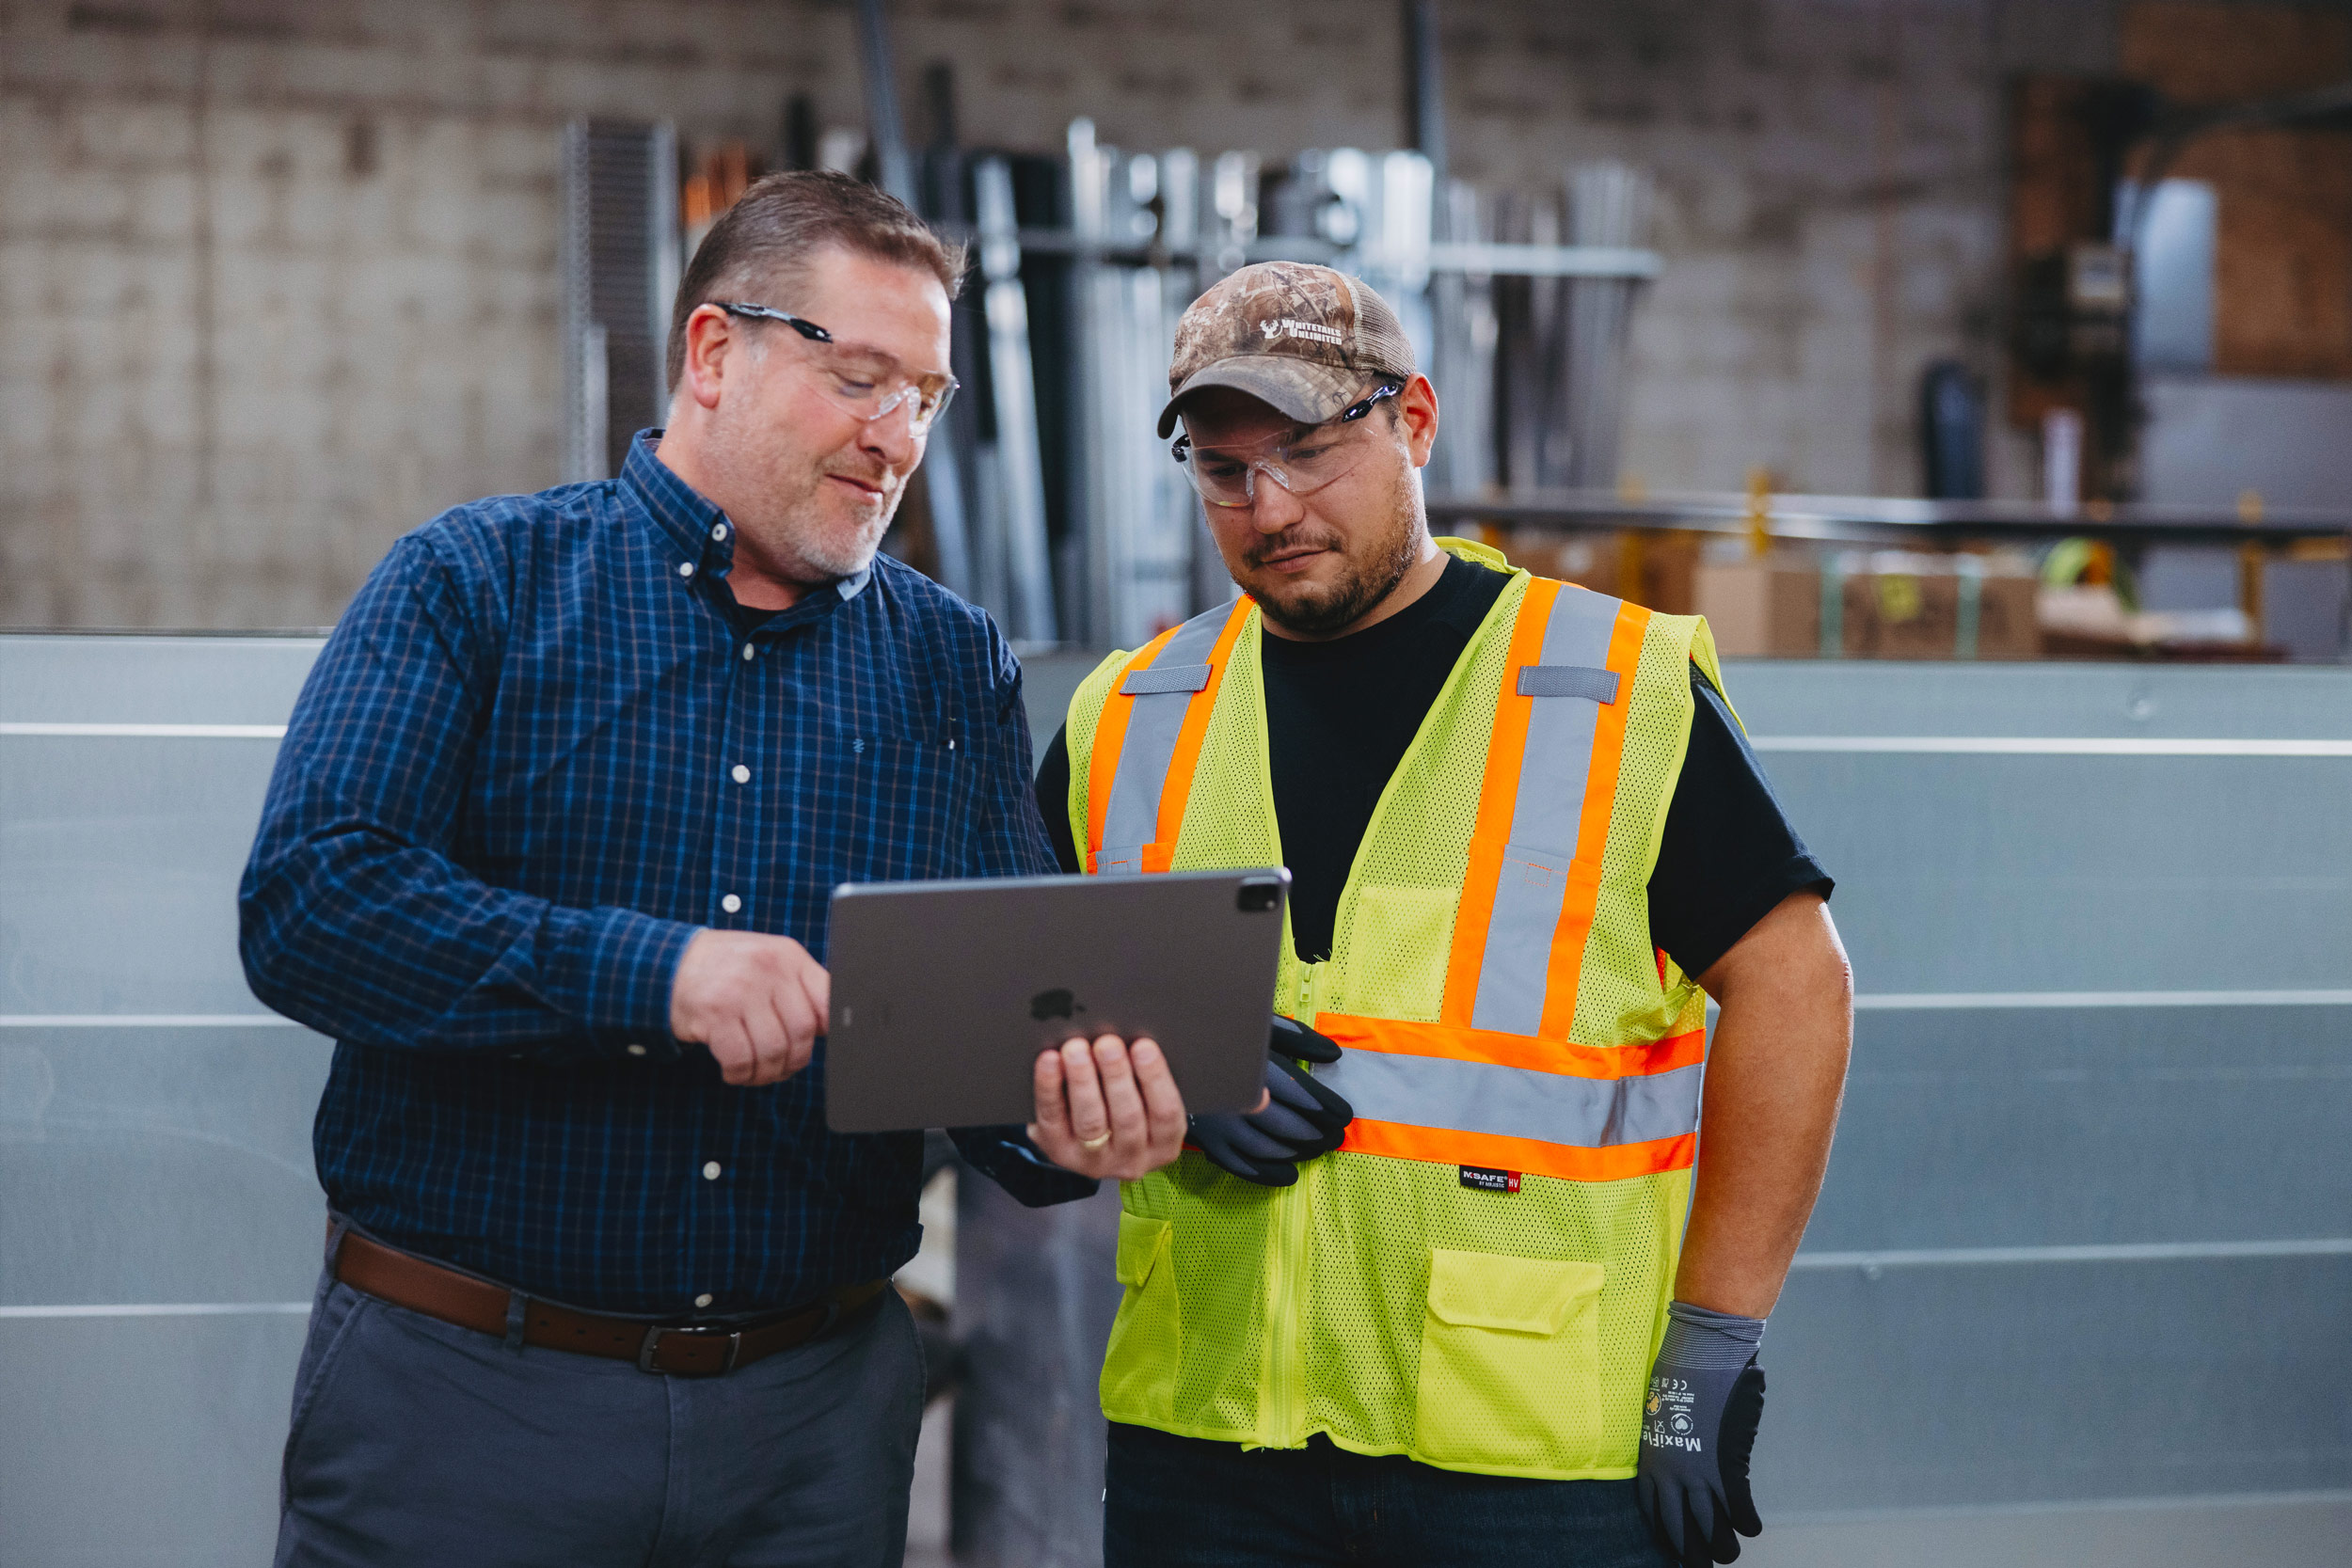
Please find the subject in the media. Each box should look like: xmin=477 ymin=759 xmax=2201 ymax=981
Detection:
xmin=1069 ymin=597 xmax=1255 ymax=876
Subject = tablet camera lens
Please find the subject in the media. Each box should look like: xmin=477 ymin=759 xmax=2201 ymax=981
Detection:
xmin=1238 ymin=881 xmax=1281 ymax=913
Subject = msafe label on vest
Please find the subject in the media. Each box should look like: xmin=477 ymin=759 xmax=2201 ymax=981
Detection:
xmin=1458 ymin=1165 xmax=1521 ymax=1193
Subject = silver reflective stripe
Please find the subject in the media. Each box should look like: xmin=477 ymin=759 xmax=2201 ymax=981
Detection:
xmin=1120 ymin=663 xmax=1212 ymax=696
xmin=1517 ymin=665 xmax=1619 ymax=703
xmin=1470 ymin=587 xmax=1623 ymax=1035
xmin=1095 ymin=607 xmax=1233 ymax=875
xmin=1320 ymin=1048 xmax=1702 ymax=1149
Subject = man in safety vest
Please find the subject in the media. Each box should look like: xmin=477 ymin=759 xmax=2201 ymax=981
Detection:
xmin=1031 ymin=261 xmax=1854 ymax=1568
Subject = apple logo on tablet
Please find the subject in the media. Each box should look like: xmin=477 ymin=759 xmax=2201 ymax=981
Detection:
xmin=1030 ymin=988 xmax=1084 ymax=1022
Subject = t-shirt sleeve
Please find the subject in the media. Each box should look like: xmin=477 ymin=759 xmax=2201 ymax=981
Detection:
xmin=1646 ymin=667 xmax=1834 ymax=981
xmin=1034 ymin=724 xmax=1084 ymax=876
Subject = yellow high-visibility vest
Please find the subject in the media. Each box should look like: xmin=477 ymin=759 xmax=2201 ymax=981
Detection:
xmin=1064 ymin=538 xmax=1731 ymax=1481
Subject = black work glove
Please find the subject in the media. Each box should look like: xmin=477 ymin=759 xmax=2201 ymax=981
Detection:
xmin=1635 ymin=1300 xmax=1767 ymax=1567
xmin=1186 ymin=1016 xmax=1354 ymax=1186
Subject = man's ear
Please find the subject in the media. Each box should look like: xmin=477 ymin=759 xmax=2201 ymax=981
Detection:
xmin=1398 ymin=374 xmax=1440 ymax=468
xmin=678 ymin=304 xmax=737 ymax=412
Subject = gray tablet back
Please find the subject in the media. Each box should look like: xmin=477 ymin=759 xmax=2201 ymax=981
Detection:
xmin=824 ymin=869 xmax=1289 ymax=1133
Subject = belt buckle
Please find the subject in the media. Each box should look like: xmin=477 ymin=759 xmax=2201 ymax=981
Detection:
xmin=637 ymin=1324 xmax=743 ymax=1377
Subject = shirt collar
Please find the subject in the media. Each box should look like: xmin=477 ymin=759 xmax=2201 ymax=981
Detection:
xmin=623 ymin=431 xmax=737 ymax=577
xmin=622 ymin=429 xmax=876 ymax=609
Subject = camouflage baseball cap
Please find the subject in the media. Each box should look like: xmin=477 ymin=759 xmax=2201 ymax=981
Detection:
xmin=1157 ymin=261 xmax=1417 ymax=438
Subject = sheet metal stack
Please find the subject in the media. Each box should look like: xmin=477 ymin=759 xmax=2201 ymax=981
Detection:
xmin=920 ymin=122 xmax=1660 ymax=655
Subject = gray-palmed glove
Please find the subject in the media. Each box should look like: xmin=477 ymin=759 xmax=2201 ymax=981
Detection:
xmin=1636 ymin=1300 xmax=1768 ymax=1567
xmin=1185 ymin=1015 xmax=1353 ymax=1186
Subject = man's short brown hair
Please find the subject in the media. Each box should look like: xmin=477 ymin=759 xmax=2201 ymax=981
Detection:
xmin=665 ymin=170 xmax=964 ymax=389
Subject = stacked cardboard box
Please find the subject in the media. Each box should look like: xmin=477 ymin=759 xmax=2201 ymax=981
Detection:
xmin=1694 ymin=550 xmax=2042 ymax=659
xmin=1498 ymin=530 xmax=1702 ymax=614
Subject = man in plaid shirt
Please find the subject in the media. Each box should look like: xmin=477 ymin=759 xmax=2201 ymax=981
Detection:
xmin=242 ymin=172 xmax=1187 ymax=1568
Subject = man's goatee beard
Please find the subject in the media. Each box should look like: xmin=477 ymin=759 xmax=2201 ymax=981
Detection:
xmin=1252 ymin=517 xmax=1422 ymax=638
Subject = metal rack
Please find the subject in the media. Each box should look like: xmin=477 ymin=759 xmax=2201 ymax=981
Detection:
xmin=1426 ymin=489 xmax=2352 ymax=548
xmin=904 ymin=131 xmax=1663 ymax=650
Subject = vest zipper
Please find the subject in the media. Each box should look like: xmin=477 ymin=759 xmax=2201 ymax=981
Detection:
xmin=1263 ymin=958 xmax=1321 ymax=1446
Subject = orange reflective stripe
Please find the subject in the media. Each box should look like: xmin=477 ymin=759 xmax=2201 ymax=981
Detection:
xmin=1534 ymin=600 xmax=1650 ymax=1042
xmin=1315 ymin=1015 xmax=1704 ymax=1079
xmin=1084 ymin=624 xmax=1184 ymax=873
xmin=1341 ymin=1118 xmax=1696 ymax=1181
xmin=1440 ymin=578 xmax=1560 ymax=1027
xmin=1152 ymin=597 xmax=1254 ymax=852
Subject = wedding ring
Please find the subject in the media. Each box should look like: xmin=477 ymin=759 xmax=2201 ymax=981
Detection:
xmin=1079 ymin=1132 xmax=1113 ymax=1151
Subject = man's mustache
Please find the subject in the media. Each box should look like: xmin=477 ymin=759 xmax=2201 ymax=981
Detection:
xmin=1244 ymin=528 xmax=1343 ymax=569
xmin=821 ymin=465 xmax=898 ymax=499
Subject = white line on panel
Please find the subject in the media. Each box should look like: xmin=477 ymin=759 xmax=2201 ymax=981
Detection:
xmin=1854 ymin=990 xmax=2352 ymax=1010
xmin=0 ymin=1302 xmax=314 ymax=1319
xmin=1751 ymin=736 xmax=2352 ymax=756
xmin=1792 ymin=1238 xmax=2352 ymax=1270
xmin=0 ymin=722 xmax=287 ymax=738
xmin=0 ymin=1015 xmax=306 ymax=1028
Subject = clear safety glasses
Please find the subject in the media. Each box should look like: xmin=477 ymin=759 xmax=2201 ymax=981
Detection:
xmin=715 ymin=302 xmax=961 ymax=436
xmin=1169 ymin=383 xmax=1402 ymax=509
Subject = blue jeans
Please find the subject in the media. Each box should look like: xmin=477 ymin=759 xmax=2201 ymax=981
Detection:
xmin=273 ymin=1266 xmax=924 ymax=1568
xmin=1104 ymin=1422 xmax=1671 ymax=1568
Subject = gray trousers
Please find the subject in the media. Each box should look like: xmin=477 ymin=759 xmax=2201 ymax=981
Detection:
xmin=273 ymin=1266 xmax=924 ymax=1568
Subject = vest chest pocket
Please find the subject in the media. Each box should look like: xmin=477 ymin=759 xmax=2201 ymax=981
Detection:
xmin=1343 ymin=886 xmax=1458 ymax=1019
xmin=1100 ymin=1212 xmax=1181 ymax=1427
xmin=1414 ymin=1249 xmax=1608 ymax=1474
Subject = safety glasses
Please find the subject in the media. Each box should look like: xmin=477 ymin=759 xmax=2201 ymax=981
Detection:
xmin=713 ymin=302 xmax=960 ymax=436
xmin=1170 ymin=383 xmax=1402 ymax=509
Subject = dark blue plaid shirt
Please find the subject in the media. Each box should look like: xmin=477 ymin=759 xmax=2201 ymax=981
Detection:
xmin=241 ymin=433 xmax=1094 ymax=1315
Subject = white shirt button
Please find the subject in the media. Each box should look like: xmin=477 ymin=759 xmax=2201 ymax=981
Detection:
xmin=694 ymin=1292 xmax=714 ymax=1307
xmin=677 ymin=562 xmax=695 ymax=578
xmin=731 ymin=765 xmax=750 ymax=784
xmin=721 ymin=893 xmax=742 ymax=913
xmin=711 ymin=523 xmax=728 ymax=541
xmin=741 ymin=643 xmax=756 ymax=661
xmin=626 ymin=1043 xmax=646 ymax=1057
xmin=702 ymin=1161 xmax=722 ymax=1180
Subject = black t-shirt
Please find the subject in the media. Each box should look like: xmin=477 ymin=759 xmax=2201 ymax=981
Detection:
xmin=1035 ymin=556 xmax=1831 ymax=980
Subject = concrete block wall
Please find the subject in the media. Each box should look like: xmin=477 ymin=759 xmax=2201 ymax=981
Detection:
xmin=2 ymin=0 xmax=2133 ymax=628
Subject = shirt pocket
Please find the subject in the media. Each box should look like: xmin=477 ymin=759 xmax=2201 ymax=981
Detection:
xmin=1414 ymin=1248 xmax=1609 ymax=1474
xmin=809 ymin=726 xmax=979 ymax=883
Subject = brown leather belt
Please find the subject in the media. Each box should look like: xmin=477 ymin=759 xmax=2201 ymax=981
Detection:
xmin=331 ymin=1228 xmax=887 ymax=1378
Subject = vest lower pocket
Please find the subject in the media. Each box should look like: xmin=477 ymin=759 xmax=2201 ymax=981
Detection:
xmin=1100 ymin=1212 xmax=1181 ymax=1427
xmin=1413 ymin=1248 xmax=1607 ymax=1473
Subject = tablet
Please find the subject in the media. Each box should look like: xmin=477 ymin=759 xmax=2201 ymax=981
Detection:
xmin=824 ymin=868 xmax=1290 ymax=1133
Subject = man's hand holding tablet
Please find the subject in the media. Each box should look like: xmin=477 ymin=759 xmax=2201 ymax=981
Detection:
xmin=672 ymin=927 xmax=1212 ymax=1182
xmin=1026 ymin=1034 xmax=1195 ymax=1180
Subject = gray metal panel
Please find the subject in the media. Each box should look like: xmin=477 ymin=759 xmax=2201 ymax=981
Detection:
xmin=0 ymin=633 xmax=323 ymax=725
xmin=2 ymin=634 xmax=331 ymax=1567
xmin=2140 ymin=374 xmax=2352 ymax=510
xmin=4 ymin=731 xmax=300 ymax=1017
xmin=1767 ymin=748 xmax=2352 ymax=993
xmin=2 ymin=1026 xmax=331 ymax=1304
xmin=1798 ymin=1006 xmax=2352 ymax=1255
xmin=0 ymin=1314 xmax=313 ymax=1568
xmin=1719 ymin=658 xmax=2352 ymax=741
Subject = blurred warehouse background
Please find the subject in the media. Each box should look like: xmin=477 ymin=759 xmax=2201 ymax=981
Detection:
xmin=5 ymin=0 xmax=2349 ymax=653
xmin=4 ymin=3 xmax=2351 ymax=1566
